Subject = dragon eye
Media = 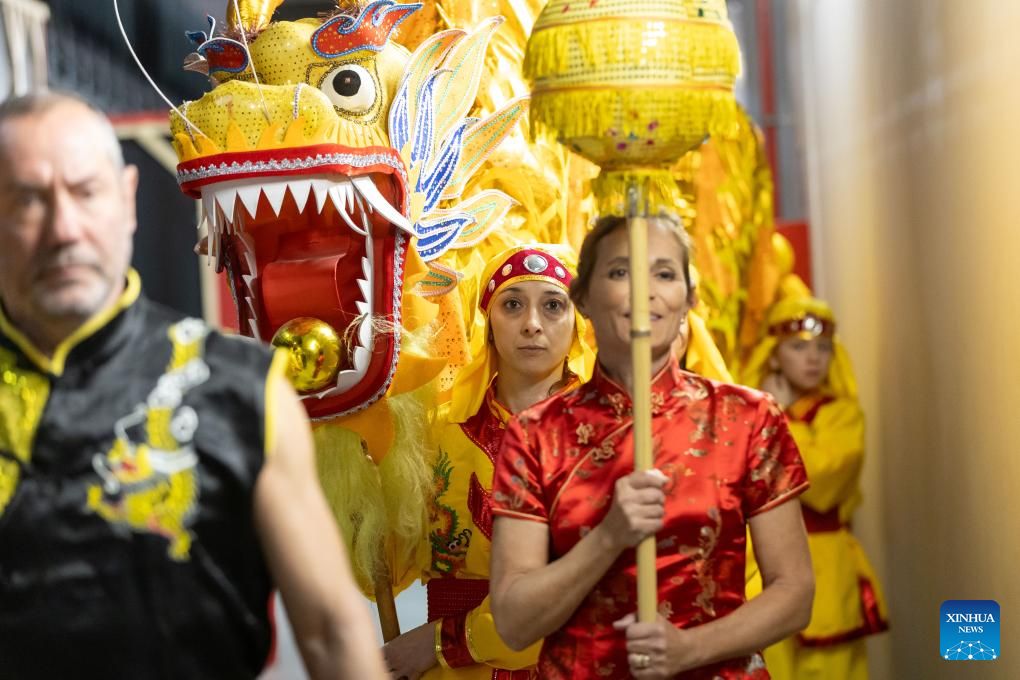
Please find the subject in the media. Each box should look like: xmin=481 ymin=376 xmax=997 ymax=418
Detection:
xmin=320 ymin=64 xmax=376 ymax=114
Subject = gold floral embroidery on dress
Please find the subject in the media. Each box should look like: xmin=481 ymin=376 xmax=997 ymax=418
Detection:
xmin=678 ymin=506 xmax=722 ymax=621
xmin=605 ymin=392 xmax=627 ymax=417
xmin=491 ymin=454 xmax=532 ymax=512
xmin=575 ymin=422 xmax=594 ymax=445
xmin=85 ymin=319 xmax=210 ymax=561
xmin=749 ymin=443 xmax=782 ymax=486
xmin=650 ymin=390 xmax=666 ymax=414
xmin=0 ymin=346 xmax=49 ymax=518
xmin=590 ymin=435 xmax=617 ymax=465
xmin=677 ymin=374 xmax=710 ymax=402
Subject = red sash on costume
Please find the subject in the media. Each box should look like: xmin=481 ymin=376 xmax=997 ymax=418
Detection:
xmin=426 ymin=577 xmax=490 ymax=621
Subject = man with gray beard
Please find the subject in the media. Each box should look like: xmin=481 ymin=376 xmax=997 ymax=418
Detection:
xmin=0 ymin=91 xmax=387 ymax=680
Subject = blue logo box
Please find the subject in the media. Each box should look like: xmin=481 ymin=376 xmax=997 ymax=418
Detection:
xmin=941 ymin=600 xmax=999 ymax=660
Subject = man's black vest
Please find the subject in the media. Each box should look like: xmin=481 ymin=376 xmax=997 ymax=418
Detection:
xmin=0 ymin=284 xmax=276 ymax=679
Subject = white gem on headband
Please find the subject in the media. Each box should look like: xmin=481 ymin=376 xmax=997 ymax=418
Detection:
xmin=523 ymin=254 xmax=549 ymax=274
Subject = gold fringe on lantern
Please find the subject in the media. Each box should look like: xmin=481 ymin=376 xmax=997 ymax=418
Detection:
xmin=524 ymin=17 xmax=740 ymax=86
xmin=528 ymin=86 xmax=738 ymax=169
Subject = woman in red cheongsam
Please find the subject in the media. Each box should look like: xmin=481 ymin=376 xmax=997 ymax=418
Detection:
xmin=488 ymin=215 xmax=815 ymax=680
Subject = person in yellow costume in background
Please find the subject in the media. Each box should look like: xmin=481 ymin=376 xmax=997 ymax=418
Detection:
xmin=383 ymin=244 xmax=595 ymax=680
xmin=742 ymin=297 xmax=888 ymax=679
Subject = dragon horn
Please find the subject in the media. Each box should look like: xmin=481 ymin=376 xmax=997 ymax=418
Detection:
xmin=225 ymin=0 xmax=284 ymax=35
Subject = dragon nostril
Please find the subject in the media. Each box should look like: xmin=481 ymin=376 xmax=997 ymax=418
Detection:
xmin=333 ymin=70 xmax=362 ymax=97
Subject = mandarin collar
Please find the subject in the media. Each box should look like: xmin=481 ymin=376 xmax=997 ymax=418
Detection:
xmin=484 ymin=384 xmax=514 ymax=425
xmin=0 ymin=270 xmax=143 ymax=377
xmin=590 ymin=354 xmax=683 ymax=417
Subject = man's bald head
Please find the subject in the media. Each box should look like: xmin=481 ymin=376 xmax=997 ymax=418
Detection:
xmin=0 ymin=91 xmax=124 ymax=172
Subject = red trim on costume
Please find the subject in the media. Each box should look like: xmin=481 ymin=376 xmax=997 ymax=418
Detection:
xmin=798 ymin=577 xmax=889 ymax=647
xmin=427 ymin=578 xmax=490 ymax=621
xmin=768 ymin=314 xmax=836 ymax=340
xmin=801 ymin=506 xmax=843 ymax=533
xmin=787 ymin=394 xmax=836 ymax=425
xmin=468 ymin=472 xmax=494 ymax=541
xmin=460 ymin=400 xmax=506 ymax=466
xmin=439 ymin=614 xmax=476 ymax=668
xmin=490 ymin=508 xmax=548 ymax=524
xmin=493 ymin=671 xmax=540 ymax=679
xmin=799 ymin=396 xmax=834 ymax=424
xmin=859 ymin=577 xmax=889 ymax=637
xmin=746 ymin=480 xmax=811 ymax=518
xmin=263 ymin=591 xmax=278 ymax=668
xmin=478 ymin=249 xmax=572 ymax=312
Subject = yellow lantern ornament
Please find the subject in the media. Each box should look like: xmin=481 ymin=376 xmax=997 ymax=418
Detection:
xmin=525 ymin=0 xmax=741 ymax=214
xmin=271 ymin=317 xmax=343 ymax=393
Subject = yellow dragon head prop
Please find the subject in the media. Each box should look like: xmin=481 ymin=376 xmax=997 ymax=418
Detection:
xmin=171 ymin=0 xmax=526 ymax=423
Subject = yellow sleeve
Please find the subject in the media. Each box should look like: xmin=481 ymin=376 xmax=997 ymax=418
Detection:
xmin=435 ymin=594 xmax=541 ymax=670
xmin=788 ymin=398 xmax=865 ymax=513
xmin=464 ymin=595 xmax=541 ymax=669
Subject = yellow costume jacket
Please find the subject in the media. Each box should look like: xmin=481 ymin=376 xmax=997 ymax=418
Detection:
xmin=750 ymin=393 xmax=888 ymax=646
xmin=423 ymin=388 xmax=543 ymax=679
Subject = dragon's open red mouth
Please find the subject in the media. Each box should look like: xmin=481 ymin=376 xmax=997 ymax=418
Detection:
xmin=178 ymin=144 xmax=411 ymax=418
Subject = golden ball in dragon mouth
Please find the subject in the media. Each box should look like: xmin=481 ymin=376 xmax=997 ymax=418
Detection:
xmin=271 ymin=317 xmax=342 ymax=392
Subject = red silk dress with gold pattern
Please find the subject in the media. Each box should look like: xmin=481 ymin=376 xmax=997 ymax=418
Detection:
xmin=492 ymin=357 xmax=809 ymax=679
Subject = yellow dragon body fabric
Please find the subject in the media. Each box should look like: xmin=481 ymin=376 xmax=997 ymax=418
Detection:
xmin=169 ymin=0 xmax=530 ymax=596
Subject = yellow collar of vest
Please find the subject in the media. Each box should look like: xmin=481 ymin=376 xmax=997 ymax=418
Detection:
xmin=0 ymin=268 xmax=142 ymax=377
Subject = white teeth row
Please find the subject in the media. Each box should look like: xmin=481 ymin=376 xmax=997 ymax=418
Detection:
xmin=319 ymin=249 xmax=375 ymax=397
xmin=236 ymin=233 xmax=260 ymax=339
xmin=198 ymin=174 xmax=413 ymax=235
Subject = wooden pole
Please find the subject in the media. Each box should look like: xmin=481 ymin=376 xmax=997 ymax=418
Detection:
xmin=373 ymin=563 xmax=402 ymax=642
xmin=627 ymin=184 xmax=657 ymax=623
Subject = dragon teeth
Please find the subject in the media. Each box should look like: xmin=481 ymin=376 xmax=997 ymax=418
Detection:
xmin=289 ymin=179 xmax=313 ymax=213
xmin=202 ymin=194 xmax=216 ymax=228
xmin=312 ymin=179 xmax=330 ymax=214
xmin=351 ymin=175 xmax=413 ymax=234
xmin=237 ymin=185 xmax=262 ymax=221
xmin=335 ymin=369 xmax=360 ymax=392
xmin=214 ymin=188 xmax=236 ymax=223
xmin=358 ymin=315 xmax=372 ymax=347
xmin=356 ymin=277 xmax=371 ymax=304
xmin=200 ymin=175 xmax=407 ymax=239
xmin=353 ymin=347 xmax=371 ymax=372
xmin=262 ymin=181 xmax=289 ymax=217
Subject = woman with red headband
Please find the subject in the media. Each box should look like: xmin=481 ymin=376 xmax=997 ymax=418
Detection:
xmin=488 ymin=215 xmax=814 ymax=679
xmin=742 ymin=297 xmax=888 ymax=680
xmin=383 ymin=244 xmax=595 ymax=680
